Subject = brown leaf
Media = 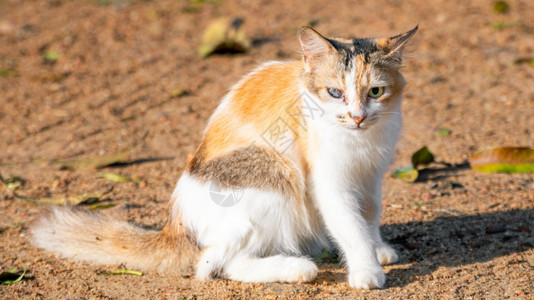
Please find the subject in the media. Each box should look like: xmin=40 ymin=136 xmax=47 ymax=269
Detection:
xmin=198 ymin=17 xmax=250 ymax=57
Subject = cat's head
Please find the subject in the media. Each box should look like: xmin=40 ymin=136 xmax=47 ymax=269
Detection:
xmin=298 ymin=26 xmax=417 ymax=131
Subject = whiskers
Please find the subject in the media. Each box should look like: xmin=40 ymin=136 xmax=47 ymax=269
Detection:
xmin=379 ymin=112 xmax=402 ymax=116
xmin=378 ymin=111 xmax=418 ymax=131
xmin=381 ymin=119 xmax=403 ymax=132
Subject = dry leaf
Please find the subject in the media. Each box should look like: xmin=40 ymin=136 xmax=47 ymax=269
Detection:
xmin=89 ymin=203 xmax=116 ymax=210
xmin=198 ymin=17 xmax=250 ymax=57
xmin=97 ymin=172 xmax=140 ymax=183
xmin=38 ymin=188 xmax=112 ymax=206
xmin=469 ymin=147 xmax=534 ymax=173
xmin=99 ymin=269 xmax=143 ymax=276
xmin=34 ymin=151 xmax=130 ymax=170
xmin=170 ymin=89 xmax=189 ymax=98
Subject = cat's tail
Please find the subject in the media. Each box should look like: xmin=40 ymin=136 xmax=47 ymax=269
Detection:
xmin=30 ymin=207 xmax=199 ymax=274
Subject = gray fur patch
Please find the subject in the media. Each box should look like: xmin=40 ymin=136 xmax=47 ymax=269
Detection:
xmin=188 ymin=145 xmax=300 ymax=196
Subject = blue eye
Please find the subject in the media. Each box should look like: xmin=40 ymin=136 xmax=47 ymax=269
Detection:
xmin=327 ymin=88 xmax=344 ymax=99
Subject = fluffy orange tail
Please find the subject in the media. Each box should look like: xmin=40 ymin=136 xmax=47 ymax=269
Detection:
xmin=30 ymin=207 xmax=199 ymax=274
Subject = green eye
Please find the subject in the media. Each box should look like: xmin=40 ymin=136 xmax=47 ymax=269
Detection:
xmin=368 ymin=87 xmax=384 ymax=98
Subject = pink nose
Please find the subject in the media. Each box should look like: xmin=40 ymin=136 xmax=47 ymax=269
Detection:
xmin=352 ymin=114 xmax=366 ymax=125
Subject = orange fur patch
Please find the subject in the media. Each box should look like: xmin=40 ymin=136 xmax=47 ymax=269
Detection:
xmin=201 ymin=61 xmax=310 ymax=163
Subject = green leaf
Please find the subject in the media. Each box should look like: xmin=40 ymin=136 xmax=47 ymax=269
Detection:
xmin=313 ymin=248 xmax=339 ymax=264
xmin=34 ymin=151 xmax=130 ymax=170
xmin=493 ymin=1 xmax=509 ymax=13
xmin=198 ymin=17 xmax=250 ymax=57
xmin=100 ymin=269 xmax=143 ymax=276
xmin=411 ymin=146 xmax=435 ymax=169
xmin=97 ymin=172 xmax=140 ymax=183
xmin=392 ymin=166 xmax=419 ymax=182
xmin=314 ymin=248 xmax=330 ymax=263
xmin=43 ymin=51 xmax=61 ymax=61
xmin=0 ymin=269 xmax=26 ymax=285
xmin=0 ymin=174 xmax=36 ymax=204
xmin=514 ymin=58 xmax=534 ymax=67
xmin=492 ymin=21 xmax=518 ymax=30
xmin=469 ymin=147 xmax=534 ymax=173
xmin=0 ymin=69 xmax=18 ymax=76
xmin=436 ymin=128 xmax=451 ymax=136
xmin=1 ymin=175 xmax=24 ymax=191
xmin=6 ymin=181 xmax=21 ymax=191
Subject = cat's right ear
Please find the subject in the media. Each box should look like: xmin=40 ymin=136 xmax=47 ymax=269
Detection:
xmin=298 ymin=27 xmax=335 ymax=71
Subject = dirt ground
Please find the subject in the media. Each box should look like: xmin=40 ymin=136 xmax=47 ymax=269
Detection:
xmin=1 ymin=0 xmax=533 ymax=299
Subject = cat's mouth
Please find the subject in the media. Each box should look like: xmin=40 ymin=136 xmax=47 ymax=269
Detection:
xmin=336 ymin=114 xmax=370 ymax=130
xmin=352 ymin=124 xmax=368 ymax=131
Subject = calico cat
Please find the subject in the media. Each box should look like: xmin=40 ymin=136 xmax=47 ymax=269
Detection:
xmin=31 ymin=25 xmax=417 ymax=289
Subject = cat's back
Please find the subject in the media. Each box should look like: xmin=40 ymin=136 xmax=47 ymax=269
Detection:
xmin=230 ymin=60 xmax=303 ymax=117
xmin=201 ymin=60 xmax=305 ymax=160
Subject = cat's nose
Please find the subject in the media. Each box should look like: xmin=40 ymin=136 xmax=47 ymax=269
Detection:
xmin=351 ymin=113 xmax=367 ymax=125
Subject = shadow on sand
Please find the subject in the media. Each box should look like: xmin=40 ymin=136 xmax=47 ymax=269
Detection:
xmin=383 ymin=208 xmax=533 ymax=288
xmin=109 ymin=156 xmax=175 ymax=168
xmin=316 ymin=208 xmax=533 ymax=287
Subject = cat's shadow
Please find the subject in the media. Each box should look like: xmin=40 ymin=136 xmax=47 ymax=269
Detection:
xmin=315 ymin=208 xmax=533 ymax=288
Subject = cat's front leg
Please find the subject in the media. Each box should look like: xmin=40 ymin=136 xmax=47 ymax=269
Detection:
xmin=366 ymin=187 xmax=399 ymax=266
xmin=312 ymin=172 xmax=385 ymax=289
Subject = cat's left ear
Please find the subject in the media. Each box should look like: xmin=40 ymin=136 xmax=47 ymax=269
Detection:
xmin=298 ymin=27 xmax=336 ymax=71
xmin=380 ymin=25 xmax=418 ymax=64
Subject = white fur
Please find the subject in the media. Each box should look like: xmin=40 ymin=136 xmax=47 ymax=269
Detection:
xmin=306 ymin=91 xmax=401 ymax=289
xmin=170 ymin=173 xmax=328 ymax=282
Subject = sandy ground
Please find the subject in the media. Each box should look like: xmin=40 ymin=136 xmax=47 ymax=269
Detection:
xmin=1 ymin=0 xmax=533 ymax=299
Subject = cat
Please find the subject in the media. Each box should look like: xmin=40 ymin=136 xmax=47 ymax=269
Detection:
xmin=31 ymin=25 xmax=417 ymax=289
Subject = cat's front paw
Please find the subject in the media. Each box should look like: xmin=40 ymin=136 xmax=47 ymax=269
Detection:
xmin=376 ymin=244 xmax=399 ymax=266
xmin=279 ymin=257 xmax=318 ymax=283
xmin=348 ymin=267 xmax=385 ymax=289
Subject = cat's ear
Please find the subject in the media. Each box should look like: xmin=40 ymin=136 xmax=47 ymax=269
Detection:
xmin=380 ymin=25 xmax=418 ymax=64
xmin=298 ymin=27 xmax=335 ymax=71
